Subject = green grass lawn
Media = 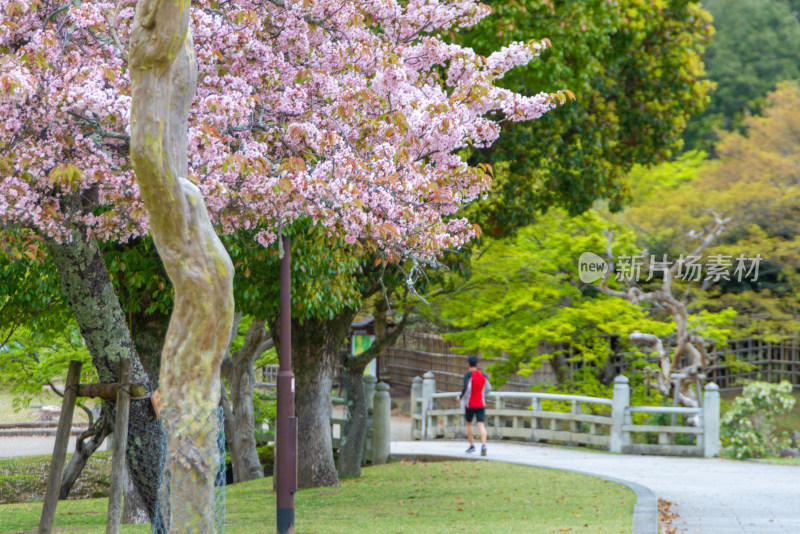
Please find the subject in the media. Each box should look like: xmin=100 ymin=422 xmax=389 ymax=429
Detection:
xmin=0 ymin=460 xmax=634 ymax=533
xmin=0 ymin=452 xmax=112 ymax=504
xmin=0 ymin=389 xmax=95 ymax=424
xmin=753 ymin=457 xmax=800 ymax=465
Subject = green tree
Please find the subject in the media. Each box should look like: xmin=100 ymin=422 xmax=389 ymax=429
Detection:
xmin=684 ymin=0 xmax=800 ymax=152
xmin=460 ymin=0 xmax=713 ymax=232
xmin=229 ymin=222 xmax=364 ymax=488
xmin=0 ymin=250 xmax=67 ymax=351
xmin=428 ymin=207 xmax=737 ymax=402
xmin=625 ymin=82 xmax=800 ymax=339
xmin=428 ymin=210 xmax=666 ymax=399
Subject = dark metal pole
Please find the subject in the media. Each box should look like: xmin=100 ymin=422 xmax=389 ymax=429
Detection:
xmin=277 ymin=234 xmax=297 ymax=534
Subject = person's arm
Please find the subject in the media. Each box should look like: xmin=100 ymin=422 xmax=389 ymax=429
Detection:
xmin=459 ymin=371 xmax=470 ymax=401
xmin=483 ymin=372 xmax=493 ymax=396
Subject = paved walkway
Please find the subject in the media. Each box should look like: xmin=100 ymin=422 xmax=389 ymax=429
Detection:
xmin=392 ymin=440 xmax=800 ymax=534
xmin=0 ymin=435 xmax=111 ymax=458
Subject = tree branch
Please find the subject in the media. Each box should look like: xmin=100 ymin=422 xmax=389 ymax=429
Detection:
xmin=345 ymin=310 xmax=411 ymax=371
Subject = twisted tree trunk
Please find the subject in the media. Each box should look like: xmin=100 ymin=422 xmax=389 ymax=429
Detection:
xmin=599 ymin=214 xmax=729 ymax=407
xmin=130 ymin=2 xmax=235 ymax=530
xmin=59 ymin=405 xmax=111 ymax=499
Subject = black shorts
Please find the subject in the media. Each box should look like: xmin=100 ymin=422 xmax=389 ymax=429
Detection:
xmin=465 ymin=407 xmax=485 ymax=423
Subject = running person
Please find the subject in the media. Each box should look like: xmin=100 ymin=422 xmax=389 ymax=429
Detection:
xmin=458 ymin=355 xmax=492 ymax=455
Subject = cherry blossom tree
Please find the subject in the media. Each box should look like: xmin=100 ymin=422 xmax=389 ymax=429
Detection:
xmin=1 ymin=0 xmax=564 ymax=502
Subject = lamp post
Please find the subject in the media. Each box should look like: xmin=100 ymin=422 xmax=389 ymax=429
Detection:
xmin=276 ymin=234 xmax=297 ymax=534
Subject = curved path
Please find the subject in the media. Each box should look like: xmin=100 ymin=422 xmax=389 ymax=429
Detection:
xmin=392 ymin=440 xmax=800 ymax=534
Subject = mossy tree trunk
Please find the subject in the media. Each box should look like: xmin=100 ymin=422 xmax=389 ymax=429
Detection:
xmin=47 ymin=226 xmax=163 ymax=521
xmin=129 ymin=1 xmax=235 ymax=530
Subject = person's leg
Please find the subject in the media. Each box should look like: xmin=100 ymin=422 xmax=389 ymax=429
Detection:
xmin=477 ymin=421 xmax=487 ymax=445
xmin=476 ymin=409 xmax=487 ymax=455
xmin=465 ymin=408 xmax=476 ymax=452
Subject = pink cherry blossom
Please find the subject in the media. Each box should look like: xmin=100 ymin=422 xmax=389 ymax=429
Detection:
xmin=0 ymin=0 xmax=562 ymax=262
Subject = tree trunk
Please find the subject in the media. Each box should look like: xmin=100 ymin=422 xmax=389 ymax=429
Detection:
xmin=122 ymin=467 xmax=151 ymax=524
xmin=227 ymin=357 xmax=263 ymax=482
xmin=219 ymin=384 xmax=236 ymax=466
xmin=339 ymin=303 xmax=409 ymax=477
xmin=221 ymin=318 xmax=270 ymax=483
xmin=338 ymin=365 xmax=368 ymax=478
xmin=130 ymin=309 xmax=170 ymax=390
xmin=46 ymin=230 xmax=147 ymax=386
xmin=130 ymin=3 xmax=235 ymax=531
xmin=126 ymin=309 xmax=170 ymax=521
xmin=270 ymin=311 xmax=356 ymax=489
xmin=47 ymin=229 xmax=164 ymax=524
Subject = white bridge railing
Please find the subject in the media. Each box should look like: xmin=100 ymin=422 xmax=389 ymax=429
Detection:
xmin=410 ymin=372 xmax=721 ymax=458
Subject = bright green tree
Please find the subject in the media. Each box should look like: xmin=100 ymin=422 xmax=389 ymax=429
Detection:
xmin=0 ymin=250 xmax=67 ymax=351
xmin=428 ymin=207 xmax=737 ymax=402
xmin=430 ymin=210 xmax=662 ymax=399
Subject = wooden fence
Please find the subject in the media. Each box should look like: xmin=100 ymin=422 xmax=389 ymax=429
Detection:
xmin=382 ymin=332 xmax=800 ymax=393
xmin=381 ymin=332 xmax=564 ymax=393
xmin=706 ymin=337 xmax=800 ymax=390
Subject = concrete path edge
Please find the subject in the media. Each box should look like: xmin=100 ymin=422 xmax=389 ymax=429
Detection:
xmin=391 ymin=450 xmax=658 ymax=534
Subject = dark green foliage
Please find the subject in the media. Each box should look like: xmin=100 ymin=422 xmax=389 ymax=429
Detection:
xmin=224 ymin=219 xmax=363 ymax=322
xmin=684 ymin=0 xmax=800 ymax=152
xmin=460 ymin=0 xmax=713 ymax=234
xmin=104 ymin=237 xmax=172 ymax=319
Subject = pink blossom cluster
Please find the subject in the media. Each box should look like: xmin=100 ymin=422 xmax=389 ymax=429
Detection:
xmin=0 ymin=0 xmax=560 ymax=261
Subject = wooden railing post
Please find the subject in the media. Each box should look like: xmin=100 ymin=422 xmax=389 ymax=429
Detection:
xmin=39 ymin=360 xmax=82 ymax=534
xmin=610 ymin=375 xmax=629 ymax=453
xmin=106 ymin=359 xmax=132 ymax=534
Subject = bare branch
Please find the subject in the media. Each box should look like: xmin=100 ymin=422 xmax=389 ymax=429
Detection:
xmin=601 ymin=212 xmax=730 ymax=409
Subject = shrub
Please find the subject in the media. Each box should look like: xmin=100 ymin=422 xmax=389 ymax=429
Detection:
xmin=721 ymin=381 xmax=796 ymax=460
